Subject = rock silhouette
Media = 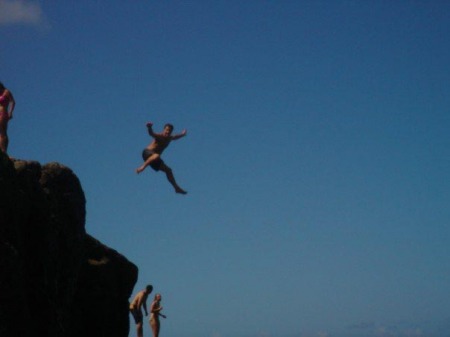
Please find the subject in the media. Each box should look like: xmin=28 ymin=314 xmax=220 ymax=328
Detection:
xmin=0 ymin=153 xmax=138 ymax=337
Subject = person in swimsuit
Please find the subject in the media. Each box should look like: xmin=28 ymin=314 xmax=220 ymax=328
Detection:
xmin=149 ymin=293 xmax=166 ymax=337
xmin=136 ymin=122 xmax=188 ymax=195
xmin=129 ymin=285 xmax=153 ymax=337
xmin=0 ymin=82 xmax=16 ymax=154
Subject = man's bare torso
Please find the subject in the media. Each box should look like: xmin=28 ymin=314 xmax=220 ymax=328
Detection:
xmin=130 ymin=290 xmax=148 ymax=309
xmin=147 ymin=134 xmax=172 ymax=154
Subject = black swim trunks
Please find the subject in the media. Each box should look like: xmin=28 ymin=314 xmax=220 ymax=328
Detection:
xmin=142 ymin=149 xmax=164 ymax=171
xmin=130 ymin=307 xmax=143 ymax=324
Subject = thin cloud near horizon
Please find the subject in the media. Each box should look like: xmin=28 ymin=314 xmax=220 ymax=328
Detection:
xmin=0 ymin=0 xmax=47 ymax=27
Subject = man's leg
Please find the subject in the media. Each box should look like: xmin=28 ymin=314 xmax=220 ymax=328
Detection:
xmin=150 ymin=317 xmax=160 ymax=337
xmin=159 ymin=163 xmax=187 ymax=194
xmin=136 ymin=321 xmax=144 ymax=337
xmin=131 ymin=309 xmax=144 ymax=337
xmin=0 ymin=119 xmax=8 ymax=153
xmin=136 ymin=153 xmax=160 ymax=174
xmin=0 ymin=134 xmax=7 ymax=153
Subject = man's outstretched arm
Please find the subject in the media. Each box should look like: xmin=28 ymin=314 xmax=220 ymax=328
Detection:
xmin=146 ymin=122 xmax=157 ymax=137
xmin=172 ymin=129 xmax=187 ymax=140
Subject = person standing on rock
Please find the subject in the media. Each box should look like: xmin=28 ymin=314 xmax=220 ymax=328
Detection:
xmin=135 ymin=121 xmax=188 ymax=195
xmin=149 ymin=293 xmax=166 ymax=337
xmin=130 ymin=285 xmax=153 ymax=337
xmin=0 ymin=82 xmax=16 ymax=155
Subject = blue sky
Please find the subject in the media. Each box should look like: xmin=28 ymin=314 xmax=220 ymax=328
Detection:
xmin=2 ymin=1 xmax=450 ymax=337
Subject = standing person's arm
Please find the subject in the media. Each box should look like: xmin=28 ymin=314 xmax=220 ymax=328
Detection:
xmin=143 ymin=297 xmax=149 ymax=316
xmin=7 ymin=90 xmax=15 ymax=119
xmin=141 ymin=293 xmax=148 ymax=316
xmin=150 ymin=301 xmax=157 ymax=314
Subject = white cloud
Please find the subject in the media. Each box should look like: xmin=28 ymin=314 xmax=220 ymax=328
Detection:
xmin=0 ymin=0 xmax=47 ymax=26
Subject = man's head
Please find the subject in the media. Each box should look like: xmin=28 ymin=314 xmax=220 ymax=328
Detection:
xmin=145 ymin=285 xmax=153 ymax=294
xmin=163 ymin=123 xmax=174 ymax=136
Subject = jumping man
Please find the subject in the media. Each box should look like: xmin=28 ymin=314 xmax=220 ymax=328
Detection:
xmin=136 ymin=122 xmax=187 ymax=195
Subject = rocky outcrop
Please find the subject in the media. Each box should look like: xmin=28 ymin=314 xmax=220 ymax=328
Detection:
xmin=0 ymin=153 xmax=138 ymax=337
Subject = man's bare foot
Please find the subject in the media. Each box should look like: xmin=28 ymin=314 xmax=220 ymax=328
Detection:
xmin=175 ymin=187 xmax=187 ymax=195
xmin=136 ymin=166 xmax=145 ymax=174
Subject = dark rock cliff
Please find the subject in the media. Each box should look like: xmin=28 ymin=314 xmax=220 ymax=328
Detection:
xmin=0 ymin=153 xmax=138 ymax=337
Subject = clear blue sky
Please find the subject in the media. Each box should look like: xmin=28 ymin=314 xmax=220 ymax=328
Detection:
xmin=2 ymin=1 xmax=450 ymax=337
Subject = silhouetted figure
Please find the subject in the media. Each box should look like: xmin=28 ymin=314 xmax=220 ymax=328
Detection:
xmin=0 ymin=82 xmax=16 ymax=154
xmin=130 ymin=285 xmax=153 ymax=337
xmin=136 ymin=122 xmax=187 ymax=194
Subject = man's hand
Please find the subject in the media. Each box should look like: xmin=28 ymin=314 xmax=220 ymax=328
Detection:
xmin=146 ymin=122 xmax=153 ymax=127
